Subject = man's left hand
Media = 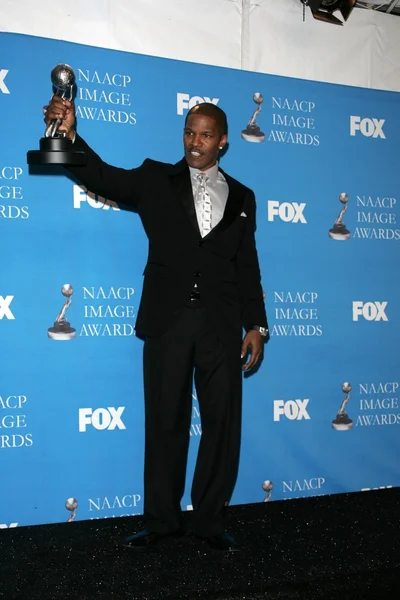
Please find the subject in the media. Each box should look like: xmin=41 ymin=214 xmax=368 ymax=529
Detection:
xmin=241 ymin=330 xmax=264 ymax=371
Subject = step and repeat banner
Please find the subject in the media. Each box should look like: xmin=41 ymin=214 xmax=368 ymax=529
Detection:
xmin=1 ymin=33 xmax=399 ymax=528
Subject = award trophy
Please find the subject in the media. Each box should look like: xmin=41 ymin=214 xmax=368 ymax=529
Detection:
xmin=332 ymin=382 xmax=353 ymax=430
xmin=27 ymin=64 xmax=85 ymax=166
xmin=262 ymin=480 xmax=273 ymax=502
xmin=328 ymin=193 xmax=351 ymax=240
xmin=241 ymin=92 xmax=265 ymax=143
xmin=48 ymin=284 xmax=76 ymax=340
xmin=65 ymin=498 xmax=78 ymax=522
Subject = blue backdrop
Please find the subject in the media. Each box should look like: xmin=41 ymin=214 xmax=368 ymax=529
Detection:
xmin=1 ymin=32 xmax=399 ymax=528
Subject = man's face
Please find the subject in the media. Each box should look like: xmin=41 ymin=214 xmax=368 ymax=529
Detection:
xmin=183 ymin=113 xmax=227 ymax=171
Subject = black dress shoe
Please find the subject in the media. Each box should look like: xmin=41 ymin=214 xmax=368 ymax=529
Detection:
xmin=203 ymin=531 xmax=240 ymax=552
xmin=121 ymin=528 xmax=185 ymax=549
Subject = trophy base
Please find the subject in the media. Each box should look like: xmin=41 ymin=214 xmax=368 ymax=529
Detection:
xmin=48 ymin=322 xmax=76 ymax=340
xmin=27 ymin=137 xmax=86 ymax=166
xmin=332 ymin=415 xmax=353 ymax=431
xmin=329 ymin=224 xmax=351 ymax=241
xmin=241 ymin=128 xmax=265 ymax=143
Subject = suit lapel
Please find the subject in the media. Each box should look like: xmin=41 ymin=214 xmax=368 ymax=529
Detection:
xmin=204 ymin=169 xmax=244 ymax=239
xmin=169 ymin=159 xmax=200 ymax=235
xmin=169 ymin=160 xmax=245 ymax=239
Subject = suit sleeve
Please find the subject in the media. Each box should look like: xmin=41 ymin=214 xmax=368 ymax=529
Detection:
xmin=66 ymin=134 xmax=147 ymax=209
xmin=236 ymin=190 xmax=268 ymax=331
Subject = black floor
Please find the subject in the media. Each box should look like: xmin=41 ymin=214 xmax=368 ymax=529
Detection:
xmin=1 ymin=488 xmax=399 ymax=600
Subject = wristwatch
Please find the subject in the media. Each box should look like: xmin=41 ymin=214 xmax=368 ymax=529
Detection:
xmin=250 ymin=325 xmax=269 ymax=337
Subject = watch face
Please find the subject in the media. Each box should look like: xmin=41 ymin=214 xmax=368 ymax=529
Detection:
xmin=252 ymin=326 xmax=268 ymax=336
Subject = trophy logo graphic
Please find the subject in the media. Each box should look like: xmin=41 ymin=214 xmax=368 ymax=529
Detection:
xmin=332 ymin=382 xmax=353 ymax=431
xmin=241 ymin=92 xmax=265 ymax=143
xmin=48 ymin=284 xmax=76 ymax=340
xmin=65 ymin=497 xmax=78 ymax=522
xmin=262 ymin=480 xmax=273 ymax=502
xmin=27 ymin=64 xmax=85 ymax=166
xmin=329 ymin=193 xmax=351 ymax=240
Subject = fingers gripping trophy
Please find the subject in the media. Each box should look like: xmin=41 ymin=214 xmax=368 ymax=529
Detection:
xmin=27 ymin=64 xmax=85 ymax=165
xmin=241 ymin=92 xmax=265 ymax=143
xmin=48 ymin=284 xmax=76 ymax=340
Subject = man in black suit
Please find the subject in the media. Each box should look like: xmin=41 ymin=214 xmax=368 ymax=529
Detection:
xmin=44 ymin=97 xmax=269 ymax=552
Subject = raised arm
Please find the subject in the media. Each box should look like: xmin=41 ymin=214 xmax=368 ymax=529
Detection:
xmin=43 ymin=97 xmax=145 ymax=209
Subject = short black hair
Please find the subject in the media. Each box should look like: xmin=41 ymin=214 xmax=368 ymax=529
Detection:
xmin=185 ymin=103 xmax=228 ymax=136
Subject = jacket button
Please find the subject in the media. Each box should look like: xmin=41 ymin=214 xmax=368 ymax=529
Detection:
xmin=194 ymin=271 xmax=202 ymax=277
xmin=198 ymin=240 xmax=204 ymax=247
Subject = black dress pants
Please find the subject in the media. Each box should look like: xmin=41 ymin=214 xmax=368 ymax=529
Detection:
xmin=142 ymin=304 xmax=242 ymax=536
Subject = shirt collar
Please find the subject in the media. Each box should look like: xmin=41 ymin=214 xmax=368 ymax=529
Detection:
xmin=189 ymin=162 xmax=219 ymax=186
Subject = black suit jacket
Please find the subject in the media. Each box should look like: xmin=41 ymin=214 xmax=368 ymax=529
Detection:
xmin=68 ymin=135 xmax=268 ymax=343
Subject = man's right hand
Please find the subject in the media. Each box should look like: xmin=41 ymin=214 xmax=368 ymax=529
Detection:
xmin=43 ymin=96 xmax=76 ymax=140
